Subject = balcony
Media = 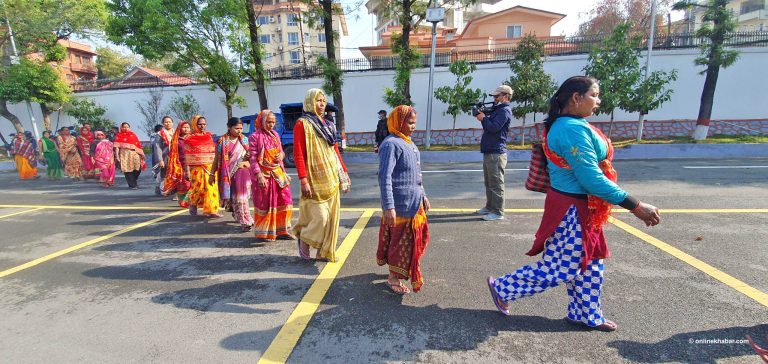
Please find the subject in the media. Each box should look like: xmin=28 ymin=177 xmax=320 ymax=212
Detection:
xmin=69 ymin=63 xmax=97 ymax=74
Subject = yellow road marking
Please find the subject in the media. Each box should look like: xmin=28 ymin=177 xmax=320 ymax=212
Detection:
xmin=0 ymin=205 xmax=766 ymax=214
xmin=609 ymin=217 xmax=768 ymax=308
xmin=258 ymin=209 xmax=375 ymax=364
xmin=0 ymin=207 xmax=44 ymax=219
xmin=0 ymin=209 xmax=187 ymax=279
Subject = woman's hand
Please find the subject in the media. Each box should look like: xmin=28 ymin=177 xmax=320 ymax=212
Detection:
xmin=423 ymin=196 xmax=430 ymax=212
xmin=382 ymin=208 xmax=396 ymax=227
xmin=208 ymin=173 xmax=216 ymax=185
xmin=257 ymin=174 xmax=267 ymax=188
xmin=632 ymin=202 xmax=661 ymax=227
xmin=300 ymin=178 xmax=312 ymax=198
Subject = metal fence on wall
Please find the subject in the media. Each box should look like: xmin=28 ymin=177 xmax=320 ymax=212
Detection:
xmin=73 ymin=31 xmax=768 ymax=92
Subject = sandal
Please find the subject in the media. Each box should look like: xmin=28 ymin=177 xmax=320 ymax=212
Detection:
xmin=564 ymin=317 xmax=617 ymax=332
xmin=387 ymin=279 xmax=410 ymax=295
xmin=487 ymin=276 xmax=510 ymax=316
xmin=297 ymin=240 xmax=311 ymax=260
xmin=278 ymin=233 xmax=297 ymax=240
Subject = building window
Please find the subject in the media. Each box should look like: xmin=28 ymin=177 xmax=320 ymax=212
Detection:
xmin=265 ymin=52 xmax=274 ymax=61
xmin=507 ymin=25 xmax=522 ymax=38
xmin=287 ymin=13 xmax=299 ymax=26
xmin=257 ymin=16 xmax=270 ymax=25
xmin=288 ymin=32 xmax=299 ymax=45
xmin=740 ymin=0 xmax=765 ymax=15
xmin=318 ymin=33 xmax=326 ymax=43
xmin=259 ymin=34 xmax=271 ymax=44
xmin=303 ymin=32 xmax=310 ymax=43
xmin=83 ymin=57 xmax=92 ymax=65
xmin=290 ymin=51 xmax=301 ymax=64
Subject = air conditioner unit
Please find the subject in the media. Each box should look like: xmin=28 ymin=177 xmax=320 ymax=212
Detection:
xmin=275 ymin=26 xmax=282 ymax=32
xmin=269 ymin=16 xmax=275 ymax=23
xmin=278 ymin=45 xmax=283 ymax=51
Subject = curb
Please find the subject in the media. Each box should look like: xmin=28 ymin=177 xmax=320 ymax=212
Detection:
xmin=342 ymin=143 xmax=768 ymax=164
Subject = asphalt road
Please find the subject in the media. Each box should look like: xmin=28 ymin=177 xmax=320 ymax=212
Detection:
xmin=0 ymin=158 xmax=766 ymax=363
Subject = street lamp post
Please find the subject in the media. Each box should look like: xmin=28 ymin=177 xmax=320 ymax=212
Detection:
xmin=425 ymin=7 xmax=445 ymax=150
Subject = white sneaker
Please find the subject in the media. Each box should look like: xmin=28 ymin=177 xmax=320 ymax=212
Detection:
xmin=476 ymin=207 xmax=491 ymax=215
xmin=483 ymin=213 xmax=504 ymax=221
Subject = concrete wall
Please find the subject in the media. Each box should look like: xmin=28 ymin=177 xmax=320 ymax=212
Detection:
xmin=3 ymin=47 xmax=767 ymax=140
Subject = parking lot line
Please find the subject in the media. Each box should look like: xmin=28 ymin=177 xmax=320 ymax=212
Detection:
xmin=0 ymin=207 xmax=44 ymax=220
xmin=609 ymin=217 xmax=768 ymax=308
xmin=258 ymin=209 xmax=375 ymax=364
xmin=0 ymin=209 xmax=187 ymax=279
xmin=0 ymin=204 xmax=178 ymax=211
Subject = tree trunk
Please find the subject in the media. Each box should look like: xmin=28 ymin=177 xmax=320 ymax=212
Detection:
xmin=520 ymin=115 xmax=526 ymax=146
xmin=452 ymin=116 xmax=457 ymax=146
xmin=636 ymin=112 xmax=645 ymax=141
xmin=693 ymin=64 xmax=720 ymax=141
xmin=608 ymin=110 xmax=615 ymax=139
xmin=225 ymin=93 xmax=233 ymax=120
xmin=401 ymin=0 xmax=412 ymax=103
xmin=40 ymin=104 xmax=53 ymax=131
xmin=322 ymin=0 xmax=346 ymax=143
xmin=0 ymin=99 xmax=24 ymax=134
xmin=245 ymin=0 xmax=269 ymax=110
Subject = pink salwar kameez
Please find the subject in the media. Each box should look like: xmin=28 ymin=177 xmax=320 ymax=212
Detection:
xmin=93 ymin=139 xmax=115 ymax=186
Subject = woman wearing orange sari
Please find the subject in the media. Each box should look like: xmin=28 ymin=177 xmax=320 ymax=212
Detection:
xmin=249 ymin=110 xmax=295 ymax=241
xmin=76 ymin=125 xmax=97 ymax=179
xmin=56 ymin=127 xmax=82 ymax=180
xmin=184 ymin=116 xmax=220 ymax=217
xmin=377 ymin=105 xmax=430 ymax=294
xmin=10 ymin=132 xmax=39 ymax=180
xmin=163 ymin=121 xmax=192 ymax=207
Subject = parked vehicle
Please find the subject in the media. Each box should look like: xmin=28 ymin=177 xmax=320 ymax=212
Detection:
xmin=239 ymin=102 xmax=339 ymax=168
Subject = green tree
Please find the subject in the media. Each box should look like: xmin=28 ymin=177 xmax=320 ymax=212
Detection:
xmin=505 ymin=35 xmax=557 ymax=145
xmin=583 ymin=22 xmax=642 ymax=137
xmin=107 ymin=0 xmax=247 ymax=119
xmin=299 ymin=0 xmax=348 ymax=138
xmin=673 ymin=0 xmax=739 ymax=140
xmin=0 ymin=59 xmax=72 ymax=131
xmin=96 ymin=47 xmax=137 ymax=79
xmin=434 ymin=60 xmax=482 ymax=146
xmin=623 ymin=68 xmax=678 ymax=140
xmin=66 ymin=98 xmax=113 ymax=130
xmin=0 ymin=0 xmax=107 ymax=133
xmin=243 ymin=0 xmax=269 ymax=111
xmin=135 ymin=89 xmax=164 ymax=137
xmin=163 ymin=93 xmax=201 ymax=122
xmin=383 ymin=32 xmax=419 ymax=107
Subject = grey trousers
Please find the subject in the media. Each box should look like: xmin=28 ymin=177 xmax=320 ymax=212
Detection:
xmin=483 ymin=152 xmax=507 ymax=215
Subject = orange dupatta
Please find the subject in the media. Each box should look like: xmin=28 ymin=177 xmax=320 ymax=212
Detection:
xmin=163 ymin=121 xmax=188 ymax=195
xmin=541 ymin=124 xmax=618 ymax=229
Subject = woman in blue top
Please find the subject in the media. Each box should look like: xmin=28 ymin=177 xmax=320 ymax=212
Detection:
xmin=377 ymin=105 xmax=431 ymax=294
xmin=486 ymin=76 xmax=660 ymax=332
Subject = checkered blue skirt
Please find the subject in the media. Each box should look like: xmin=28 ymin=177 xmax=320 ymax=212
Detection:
xmin=492 ymin=205 xmax=606 ymax=326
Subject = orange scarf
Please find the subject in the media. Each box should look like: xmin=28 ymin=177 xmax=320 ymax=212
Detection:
xmin=386 ymin=105 xmax=414 ymax=144
xmin=163 ymin=121 xmax=188 ymax=194
xmin=184 ymin=115 xmax=215 ymax=166
xmin=542 ymin=124 xmax=617 ymax=229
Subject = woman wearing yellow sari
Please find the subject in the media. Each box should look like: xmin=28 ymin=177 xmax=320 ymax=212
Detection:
xmin=10 ymin=132 xmax=39 ymax=180
xmin=294 ymin=89 xmax=349 ymax=262
xmin=184 ymin=116 xmax=220 ymax=218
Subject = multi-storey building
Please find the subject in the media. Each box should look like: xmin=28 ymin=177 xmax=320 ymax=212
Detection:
xmin=56 ymin=39 xmax=98 ymax=84
xmin=251 ymin=0 xmax=348 ymax=73
xmin=682 ymin=0 xmax=767 ymax=33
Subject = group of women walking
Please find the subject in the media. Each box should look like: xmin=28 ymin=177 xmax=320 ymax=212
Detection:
xmin=7 ymin=78 xmax=663 ymax=333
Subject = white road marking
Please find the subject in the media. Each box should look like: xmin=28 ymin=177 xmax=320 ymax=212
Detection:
xmin=683 ymin=165 xmax=768 ymax=169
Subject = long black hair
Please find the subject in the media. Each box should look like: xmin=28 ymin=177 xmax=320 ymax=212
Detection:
xmin=544 ymin=76 xmax=598 ymax=132
xmin=227 ymin=117 xmax=243 ymax=128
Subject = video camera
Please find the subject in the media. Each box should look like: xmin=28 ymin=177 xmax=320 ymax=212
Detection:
xmin=471 ymin=97 xmax=496 ymax=117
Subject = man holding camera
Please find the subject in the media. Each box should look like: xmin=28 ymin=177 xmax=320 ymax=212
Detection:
xmin=474 ymin=85 xmax=513 ymax=221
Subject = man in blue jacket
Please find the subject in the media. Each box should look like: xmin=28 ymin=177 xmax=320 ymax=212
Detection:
xmin=475 ymin=85 xmax=513 ymax=221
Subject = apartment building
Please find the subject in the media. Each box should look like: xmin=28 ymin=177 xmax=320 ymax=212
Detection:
xmin=683 ymin=0 xmax=767 ymax=32
xmin=252 ymin=0 xmax=348 ymax=73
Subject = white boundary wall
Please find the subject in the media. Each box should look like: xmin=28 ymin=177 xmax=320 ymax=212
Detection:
xmin=3 ymin=47 xmax=767 ymax=139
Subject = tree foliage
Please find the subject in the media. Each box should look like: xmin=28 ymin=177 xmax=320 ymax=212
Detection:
xmin=0 ymin=0 xmax=107 ymax=133
xmin=578 ymin=0 xmax=671 ymax=36
xmin=96 ymin=47 xmax=138 ymax=79
xmin=434 ymin=60 xmax=483 ymax=146
xmin=163 ymin=93 xmax=201 ymax=122
xmin=505 ymin=35 xmax=556 ymax=144
xmin=107 ymin=0 xmax=247 ymax=118
xmin=0 ymin=58 xmax=72 ymax=130
xmin=383 ymin=33 xmax=419 ymax=107
xmin=66 ymin=98 xmax=113 ymax=130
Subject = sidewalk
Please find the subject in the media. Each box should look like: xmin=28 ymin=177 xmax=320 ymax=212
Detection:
xmin=342 ymin=143 xmax=768 ymax=164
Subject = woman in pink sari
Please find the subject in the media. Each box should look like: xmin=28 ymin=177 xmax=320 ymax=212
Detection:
xmin=249 ymin=110 xmax=295 ymax=241
xmin=211 ymin=117 xmax=253 ymax=231
xmin=92 ymin=131 xmax=115 ymax=187
xmin=76 ymin=126 xmax=97 ymax=179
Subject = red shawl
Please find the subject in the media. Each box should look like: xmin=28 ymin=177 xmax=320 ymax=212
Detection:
xmin=183 ymin=115 xmax=215 ymax=166
xmin=541 ymin=124 xmax=617 ymax=229
xmin=114 ymin=130 xmax=146 ymax=170
xmin=77 ymin=126 xmax=94 ymax=156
